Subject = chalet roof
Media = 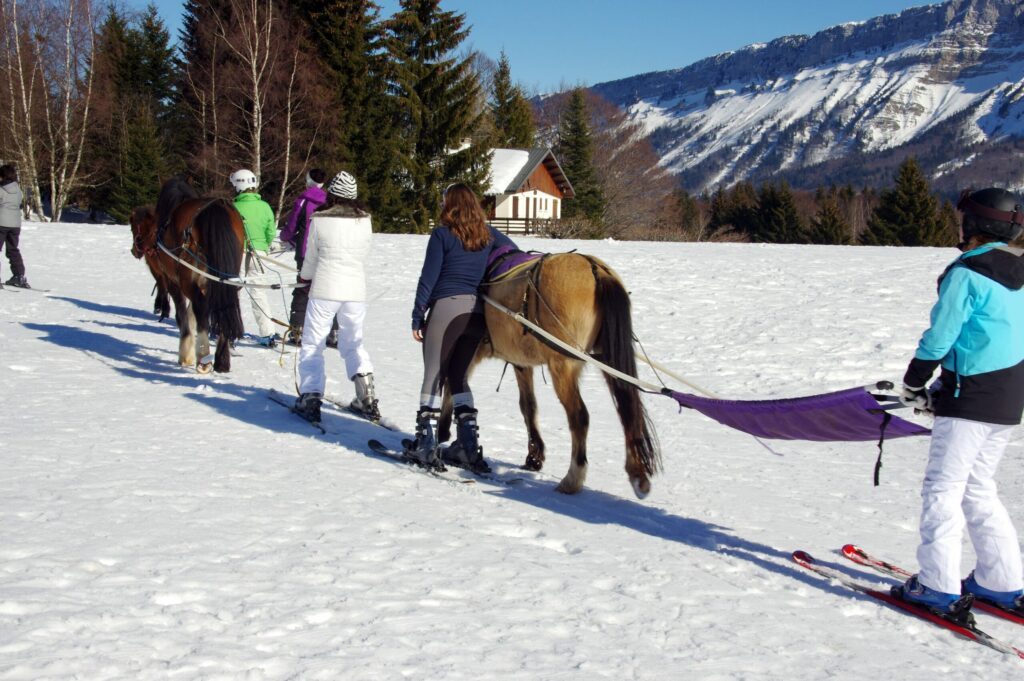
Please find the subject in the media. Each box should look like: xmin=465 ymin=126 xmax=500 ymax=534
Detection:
xmin=486 ymin=147 xmax=576 ymax=199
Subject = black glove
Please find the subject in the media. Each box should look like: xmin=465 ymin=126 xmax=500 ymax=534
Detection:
xmin=900 ymin=384 xmax=933 ymax=414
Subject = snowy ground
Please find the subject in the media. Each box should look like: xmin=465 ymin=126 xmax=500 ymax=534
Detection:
xmin=2 ymin=222 xmax=1022 ymax=679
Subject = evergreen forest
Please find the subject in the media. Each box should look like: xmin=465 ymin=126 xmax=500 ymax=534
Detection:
xmin=0 ymin=0 xmax=966 ymax=245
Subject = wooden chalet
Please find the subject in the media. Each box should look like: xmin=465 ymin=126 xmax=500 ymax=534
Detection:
xmin=484 ymin=148 xmax=575 ymax=233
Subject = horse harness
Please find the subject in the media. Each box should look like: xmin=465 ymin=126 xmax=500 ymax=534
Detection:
xmin=483 ymin=250 xmax=607 ymax=363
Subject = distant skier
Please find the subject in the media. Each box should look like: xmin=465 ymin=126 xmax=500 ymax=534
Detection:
xmin=280 ymin=169 xmax=336 ymax=347
xmin=894 ymin=187 xmax=1024 ymax=618
xmin=230 ymin=168 xmax=280 ymax=346
xmin=0 ymin=164 xmax=29 ymax=289
xmin=293 ymin=171 xmax=379 ymax=425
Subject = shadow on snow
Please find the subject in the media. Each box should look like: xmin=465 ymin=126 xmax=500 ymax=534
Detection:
xmin=25 ymin=318 xmax=860 ymax=599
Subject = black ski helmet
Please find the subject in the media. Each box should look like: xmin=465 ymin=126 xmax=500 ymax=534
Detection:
xmin=957 ymin=187 xmax=1024 ymax=242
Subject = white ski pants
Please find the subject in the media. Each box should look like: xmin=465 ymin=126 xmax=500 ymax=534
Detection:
xmin=917 ymin=416 xmax=1023 ymax=594
xmin=243 ymin=252 xmax=277 ymax=337
xmin=298 ymin=298 xmax=373 ymax=395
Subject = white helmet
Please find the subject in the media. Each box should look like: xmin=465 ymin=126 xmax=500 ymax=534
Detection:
xmin=229 ymin=168 xmax=258 ymax=193
xmin=327 ymin=171 xmax=357 ymax=199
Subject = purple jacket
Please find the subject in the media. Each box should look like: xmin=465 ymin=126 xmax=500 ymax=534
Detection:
xmin=280 ymin=185 xmax=327 ymax=258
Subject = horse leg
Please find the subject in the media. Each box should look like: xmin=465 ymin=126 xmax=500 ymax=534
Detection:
xmin=514 ymin=366 xmax=546 ymax=471
xmin=155 ymin=283 xmax=171 ymax=321
xmin=170 ymin=286 xmax=195 ymax=367
xmin=548 ymin=358 xmax=588 ymax=494
xmin=190 ymin=283 xmax=214 ymax=373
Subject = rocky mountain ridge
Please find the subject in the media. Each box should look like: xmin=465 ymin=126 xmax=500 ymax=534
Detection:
xmin=590 ymin=0 xmax=1024 ymax=194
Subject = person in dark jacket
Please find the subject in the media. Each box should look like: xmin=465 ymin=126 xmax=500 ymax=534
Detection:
xmin=0 ymin=164 xmax=29 ymax=289
xmin=893 ymin=187 xmax=1024 ymax=618
xmin=405 ymin=183 xmax=518 ymax=472
xmin=279 ymin=169 xmax=331 ymax=346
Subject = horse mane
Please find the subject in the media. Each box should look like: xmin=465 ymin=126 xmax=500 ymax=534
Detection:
xmin=156 ymin=177 xmax=199 ymax=231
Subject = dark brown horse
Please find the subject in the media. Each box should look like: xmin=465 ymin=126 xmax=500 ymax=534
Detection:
xmin=446 ymin=252 xmax=661 ymax=498
xmin=129 ymin=205 xmax=171 ymax=320
xmin=130 ymin=178 xmax=245 ymax=373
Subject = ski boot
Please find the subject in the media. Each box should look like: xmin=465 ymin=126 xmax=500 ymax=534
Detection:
xmin=892 ymin=574 xmax=975 ymax=625
xmin=5 ymin=275 xmax=30 ymax=289
xmin=293 ymin=392 xmax=322 ymax=424
xmin=963 ymin=572 xmax=1024 ymax=614
xmin=404 ymin=408 xmax=444 ymax=470
xmin=442 ymin=406 xmax=490 ymax=473
xmin=349 ymin=373 xmax=381 ymax=421
xmin=326 ymin=328 xmax=339 ymax=349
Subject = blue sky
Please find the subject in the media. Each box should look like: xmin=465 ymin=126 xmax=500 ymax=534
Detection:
xmin=141 ymin=0 xmax=932 ymax=93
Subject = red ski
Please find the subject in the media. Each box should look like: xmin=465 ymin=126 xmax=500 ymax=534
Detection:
xmin=842 ymin=543 xmax=1024 ymax=626
xmin=792 ymin=550 xmax=1024 ymax=659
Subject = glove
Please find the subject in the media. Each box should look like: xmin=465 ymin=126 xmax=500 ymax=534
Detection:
xmin=280 ymin=240 xmax=295 ymax=252
xmin=900 ymin=384 xmax=933 ymax=414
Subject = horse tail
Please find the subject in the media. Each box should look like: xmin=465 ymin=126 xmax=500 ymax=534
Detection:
xmin=589 ymin=258 xmax=661 ymax=477
xmin=195 ymin=200 xmax=244 ymax=342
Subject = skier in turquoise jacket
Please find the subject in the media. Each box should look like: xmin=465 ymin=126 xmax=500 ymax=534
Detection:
xmin=230 ymin=169 xmax=280 ymax=344
xmin=894 ymin=187 xmax=1024 ymax=619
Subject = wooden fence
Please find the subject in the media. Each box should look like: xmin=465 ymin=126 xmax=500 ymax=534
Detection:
xmin=488 ymin=218 xmax=555 ymax=235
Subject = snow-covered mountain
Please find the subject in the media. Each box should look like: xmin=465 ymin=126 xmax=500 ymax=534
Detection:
xmin=591 ymin=0 xmax=1024 ymax=194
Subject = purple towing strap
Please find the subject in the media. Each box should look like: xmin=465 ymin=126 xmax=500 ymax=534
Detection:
xmin=666 ymin=386 xmax=929 ymax=442
xmin=667 ymin=386 xmax=930 ymax=486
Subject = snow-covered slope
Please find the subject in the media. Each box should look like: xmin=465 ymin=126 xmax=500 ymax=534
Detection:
xmin=592 ymin=0 xmax=1024 ymax=193
xmin=2 ymin=222 xmax=1023 ymax=678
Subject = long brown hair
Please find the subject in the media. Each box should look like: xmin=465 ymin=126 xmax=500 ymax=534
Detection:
xmin=439 ymin=183 xmax=489 ymax=251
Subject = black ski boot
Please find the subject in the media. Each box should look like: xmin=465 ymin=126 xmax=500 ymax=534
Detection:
xmin=294 ymin=392 xmax=322 ymax=423
xmin=404 ymin=408 xmax=444 ymax=470
xmin=443 ymin=406 xmax=490 ymax=473
xmin=5 ymin=275 xmax=30 ymax=289
xmin=349 ymin=373 xmax=381 ymax=421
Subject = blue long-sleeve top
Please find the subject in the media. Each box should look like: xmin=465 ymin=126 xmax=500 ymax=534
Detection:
xmin=411 ymin=225 xmax=518 ymax=330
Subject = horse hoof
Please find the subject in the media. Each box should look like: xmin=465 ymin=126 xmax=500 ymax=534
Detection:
xmin=197 ymin=362 xmax=214 ymax=374
xmin=524 ymin=455 xmax=544 ymax=471
xmin=555 ymin=480 xmax=582 ymax=495
xmin=630 ymin=477 xmax=651 ymax=500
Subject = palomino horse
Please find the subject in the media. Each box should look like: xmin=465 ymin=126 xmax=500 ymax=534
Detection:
xmin=448 ymin=251 xmax=661 ymax=498
xmin=130 ymin=178 xmax=245 ymax=373
xmin=129 ymin=205 xmax=171 ymax=321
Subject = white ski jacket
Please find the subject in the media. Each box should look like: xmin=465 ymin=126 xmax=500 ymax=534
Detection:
xmin=0 ymin=181 xmax=23 ymax=229
xmin=299 ymin=204 xmax=373 ymax=302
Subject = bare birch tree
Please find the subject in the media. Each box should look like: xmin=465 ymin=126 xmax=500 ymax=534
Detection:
xmin=0 ymin=0 xmax=95 ymax=221
xmin=1 ymin=0 xmax=45 ymax=217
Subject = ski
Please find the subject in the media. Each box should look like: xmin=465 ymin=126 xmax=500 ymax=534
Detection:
xmin=267 ymin=388 xmax=326 ymax=434
xmin=842 ymin=544 xmax=1024 ymax=625
xmin=367 ymin=439 xmax=524 ymax=486
xmin=792 ymin=550 xmax=1024 ymax=659
xmin=367 ymin=439 xmax=475 ymax=485
xmin=323 ymin=396 xmax=401 ymax=431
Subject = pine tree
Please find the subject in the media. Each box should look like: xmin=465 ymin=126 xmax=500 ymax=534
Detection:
xmin=930 ymin=200 xmax=960 ymax=248
xmin=107 ymin=103 xmax=167 ymax=222
xmin=808 ymin=194 xmax=851 ymax=245
xmin=490 ymin=51 xmax=535 ymax=148
xmin=755 ymin=181 xmax=804 ymax=243
xmin=289 ymin=0 xmax=405 ymax=226
xmin=386 ymin=0 xmax=491 ymax=232
xmin=861 ymin=157 xmax=939 ymax=246
xmin=556 ymin=88 xmax=604 ymax=223
xmin=86 ymin=6 xmax=173 ymax=216
xmin=136 ymin=5 xmax=179 ymax=155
